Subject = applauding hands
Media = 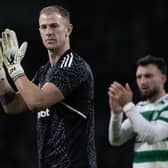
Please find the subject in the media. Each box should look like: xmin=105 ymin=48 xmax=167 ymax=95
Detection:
xmin=108 ymin=81 xmax=133 ymax=113
xmin=0 ymin=28 xmax=28 ymax=81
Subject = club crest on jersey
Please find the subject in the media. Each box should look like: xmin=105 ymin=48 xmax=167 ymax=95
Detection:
xmin=38 ymin=108 xmax=50 ymax=119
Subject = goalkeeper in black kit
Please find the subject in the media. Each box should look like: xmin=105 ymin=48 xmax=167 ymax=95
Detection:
xmin=0 ymin=5 xmax=97 ymax=168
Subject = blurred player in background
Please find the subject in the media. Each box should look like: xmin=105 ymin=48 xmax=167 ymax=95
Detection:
xmin=108 ymin=55 xmax=168 ymax=168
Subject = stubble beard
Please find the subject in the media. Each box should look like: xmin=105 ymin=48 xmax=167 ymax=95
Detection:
xmin=140 ymin=88 xmax=159 ymax=100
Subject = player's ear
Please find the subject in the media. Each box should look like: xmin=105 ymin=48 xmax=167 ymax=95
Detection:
xmin=38 ymin=27 xmax=42 ymax=37
xmin=66 ymin=24 xmax=73 ymax=37
xmin=162 ymin=74 xmax=167 ymax=84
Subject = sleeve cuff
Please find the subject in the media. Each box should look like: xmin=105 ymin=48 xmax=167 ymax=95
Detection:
xmin=111 ymin=112 xmax=123 ymax=121
xmin=123 ymin=102 xmax=135 ymax=114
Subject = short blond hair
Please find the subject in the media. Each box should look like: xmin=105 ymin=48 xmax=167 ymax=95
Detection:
xmin=39 ymin=5 xmax=70 ymax=23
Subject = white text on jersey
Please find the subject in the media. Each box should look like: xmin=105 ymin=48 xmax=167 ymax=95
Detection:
xmin=38 ymin=108 xmax=50 ymax=119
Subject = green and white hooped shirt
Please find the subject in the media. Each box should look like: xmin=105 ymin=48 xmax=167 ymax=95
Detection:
xmin=109 ymin=94 xmax=168 ymax=168
xmin=133 ymin=95 xmax=168 ymax=168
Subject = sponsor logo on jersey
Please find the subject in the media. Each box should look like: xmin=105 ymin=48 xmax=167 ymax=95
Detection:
xmin=38 ymin=108 xmax=50 ymax=119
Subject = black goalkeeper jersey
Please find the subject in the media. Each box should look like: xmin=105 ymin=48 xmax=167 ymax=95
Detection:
xmin=32 ymin=49 xmax=97 ymax=168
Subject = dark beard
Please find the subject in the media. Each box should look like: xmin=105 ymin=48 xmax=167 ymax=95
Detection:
xmin=140 ymin=89 xmax=159 ymax=100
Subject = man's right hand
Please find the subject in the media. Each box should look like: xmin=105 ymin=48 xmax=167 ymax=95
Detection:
xmin=108 ymin=84 xmax=122 ymax=113
xmin=1 ymin=28 xmax=27 ymax=81
xmin=0 ymin=39 xmax=6 ymax=82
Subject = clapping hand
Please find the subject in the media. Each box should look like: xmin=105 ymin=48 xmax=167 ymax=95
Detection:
xmin=0 ymin=28 xmax=28 ymax=81
xmin=108 ymin=81 xmax=133 ymax=111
